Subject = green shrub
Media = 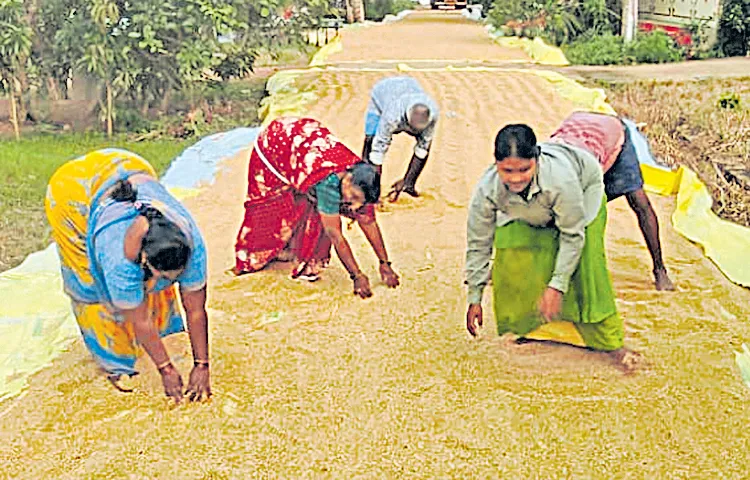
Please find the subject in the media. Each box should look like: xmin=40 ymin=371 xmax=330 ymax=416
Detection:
xmin=475 ymin=0 xmax=495 ymax=17
xmin=392 ymin=0 xmax=415 ymax=12
xmin=116 ymin=109 xmax=154 ymax=134
xmin=626 ymin=30 xmax=684 ymax=63
xmin=579 ymin=0 xmax=619 ymax=35
xmin=564 ymin=30 xmax=685 ymax=65
xmin=717 ymin=0 xmax=750 ymax=57
xmin=487 ymin=0 xmax=535 ymax=30
xmin=563 ymin=32 xmax=626 ymax=65
xmin=365 ymin=0 xmax=413 ymax=21
xmin=686 ymin=18 xmax=718 ymax=59
xmin=717 ymin=92 xmax=742 ymax=110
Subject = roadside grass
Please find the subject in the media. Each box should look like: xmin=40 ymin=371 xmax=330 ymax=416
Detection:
xmin=0 ymin=135 xmax=186 ymax=271
xmin=606 ymin=77 xmax=750 ymax=227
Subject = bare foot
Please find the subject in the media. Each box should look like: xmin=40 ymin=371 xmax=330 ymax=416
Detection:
xmin=107 ymin=374 xmax=136 ymax=392
xmin=307 ymin=260 xmax=324 ymax=276
xmin=608 ymin=348 xmax=643 ymax=373
xmin=402 ymin=186 xmax=420 ymax=198
xmin=291 ymin=262 xmax=319 ymax=282
xmin=654 ymin=268 xmax=675 ymax=291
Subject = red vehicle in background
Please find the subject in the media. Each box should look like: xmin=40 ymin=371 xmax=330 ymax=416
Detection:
xmin=638 ymin=0 xmax=723 ymax=46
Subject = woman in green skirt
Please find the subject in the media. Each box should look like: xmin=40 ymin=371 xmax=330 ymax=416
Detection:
xmin=464 ymin=124 xmax=640 ymax=371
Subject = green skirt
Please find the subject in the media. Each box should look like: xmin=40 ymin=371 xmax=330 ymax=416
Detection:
xmin=491 ymin=199 xmax=623 ymax=351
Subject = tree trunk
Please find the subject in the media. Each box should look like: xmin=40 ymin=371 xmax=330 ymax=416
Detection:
xmin=160 ymin=89 xmax=171 ymax=113
xmin=15 ymin=66 xmax=29 ymax=123
xmin=17 ymin=0 xmax=38 ymax=123
xmin=621 ymin=0 xmax=638 ymax=43
xmin=345 ymin=0 xmax=355 ymax=23
xmin=106 ymin=80 xmax=114 ymax=137
xmin=141 ymin=93 xmax=150 ymax=116
xmin=9 ymin=87 xmax=20 ymax=141
xmin=352 ymin=0 xmax=365 ymax=22
xmin=47 ymin=77 xmax=62 ymax=101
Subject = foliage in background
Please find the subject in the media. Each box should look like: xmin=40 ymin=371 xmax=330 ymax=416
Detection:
xmin=490 ymin=0 xmax=750 ymax=60
xmin=685 ymin=18 xmax=717 ymax=59
xmin=487 ymin=0 xmax=686 ymax=65
xmin=3 ymin=0 xmax=335 ymax=138
xmin=626 ymin=29 xmax=684 ymax=63
xmin=365 ymin=0 xmax=413 ymax=21
xmin=487 ymin=0 xmax=619 ymax=45
xmin=563 ymin=31 xmax=626 ymax=65
xmin=0 ymin=0 xmax=33 ymax=139
xmin=564 ymin=30 xmax=684 ymax=65
xmin=716 ymin=0 xmax=750 ymax=57
xmin=474 ymin=0 xmax=494 ymax=18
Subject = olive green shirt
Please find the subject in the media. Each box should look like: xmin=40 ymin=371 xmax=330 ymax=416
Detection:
xmin=465 ymin=142 xmax=605 ymax=305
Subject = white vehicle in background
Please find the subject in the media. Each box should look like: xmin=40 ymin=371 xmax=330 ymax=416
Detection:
xmin=638 ymin=0 xmax=723 ymax=46
xmin=431 ymin=0 xmax=468 ymax=10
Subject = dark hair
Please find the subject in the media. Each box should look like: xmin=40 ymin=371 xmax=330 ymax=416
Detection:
xmin=110 ymin=180 xmax=137 ymax=202
xmin=349 ymin=162 xmax=381 ymax=204
xmin=494 ymin=124 xmax=541 ymax=162
xmin=110 ymin=180 xmax=191 ymax=274
xmin=141 ymin=213 xmax=191 ymax=273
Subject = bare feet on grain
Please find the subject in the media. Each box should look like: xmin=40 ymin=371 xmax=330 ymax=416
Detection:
xmin=654 ymin=268 xmax=675 ymax=291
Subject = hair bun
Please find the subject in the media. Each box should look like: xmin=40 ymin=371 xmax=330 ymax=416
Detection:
xmin=138 ymin=204 xmax=164 ymax=220
xmin=110 ymin=180 xmax=137 ymax=203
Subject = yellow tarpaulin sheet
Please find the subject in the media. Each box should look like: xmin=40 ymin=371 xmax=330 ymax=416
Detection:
xmin=527 ymin=69 xmax=616 ymax=115
xmin=641 ymin=163 xmax=682 ymax=196
xmin=672 ymin=167 xmax=750 ymax=287
xmin=0 ymin=245 xmax=79 ymax=402
xmin=258 ymin=35 xmax=338 ymax=125
xmin=494 ymin=36 xmax=570 ymax=66
xmin=258 ymin=70 xmax=320 ymax=126
xmin=309 ymin=35 xmax=343 ymax=67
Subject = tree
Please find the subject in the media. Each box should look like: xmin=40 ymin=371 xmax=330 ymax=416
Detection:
xmin=0 ymin=0 xmax=33 ymax=140
xmin=5 ymin=0 xmax=328 ymax=138
xmin=79 ymin=0 xmax=137 ymax=137
xmin=349 ymin=0 xmax=365 ymax=22
xmin=33 ymin=0 xmax=88 ymax=101
xmin=717 ymin=0 xmax=750 ymax=56
xmin=621 ymin=0 xmax=637 ymax=42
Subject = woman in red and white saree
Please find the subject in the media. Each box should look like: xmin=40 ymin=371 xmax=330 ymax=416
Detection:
xmin=234 ymin=117 xmax=400 ymax=298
